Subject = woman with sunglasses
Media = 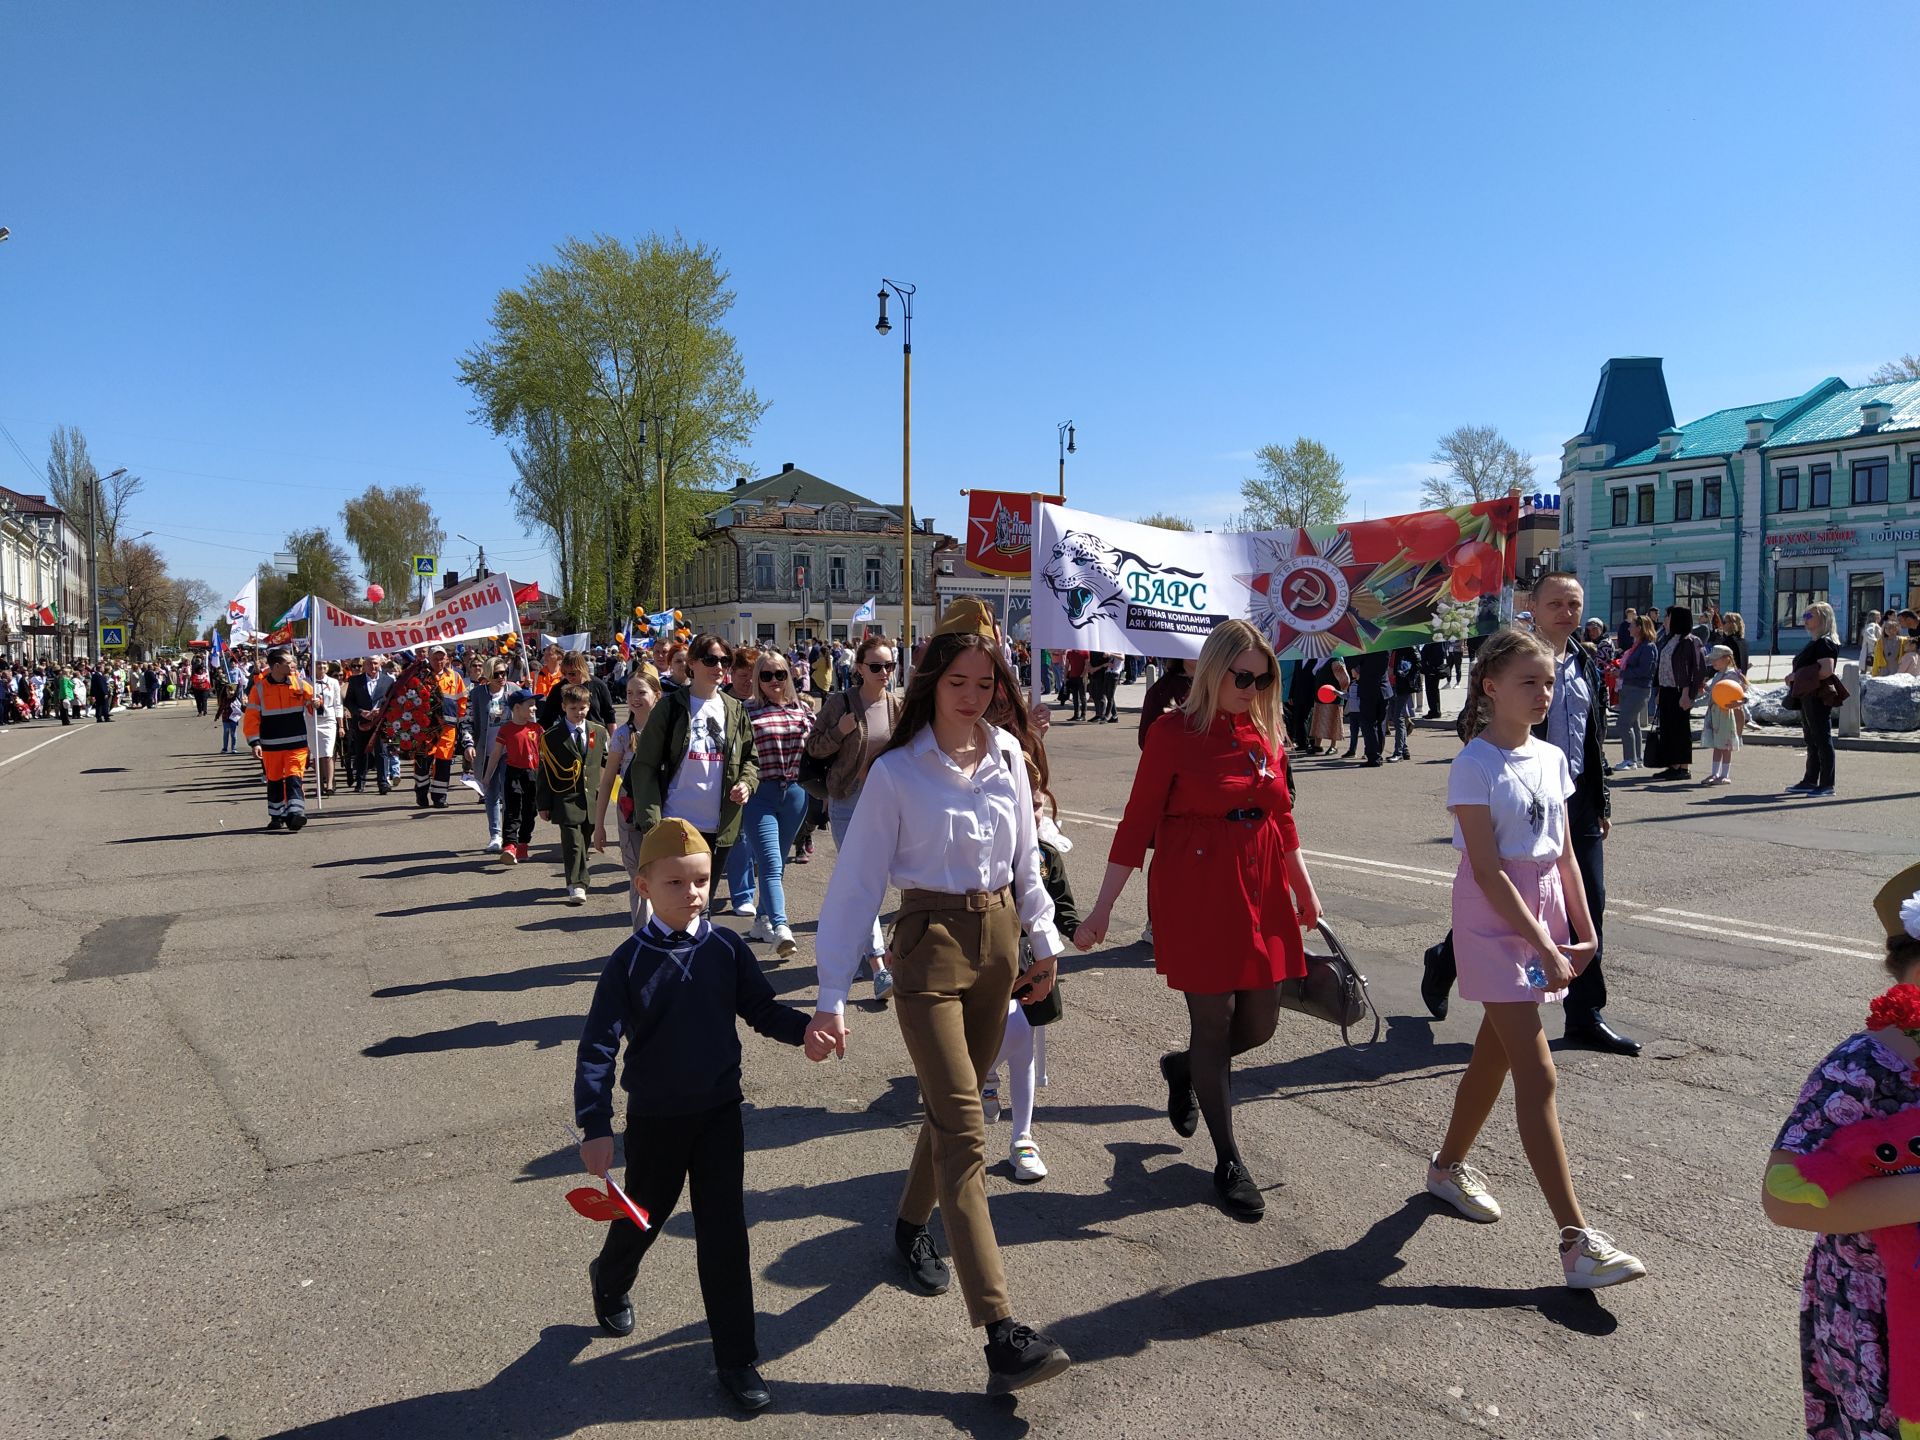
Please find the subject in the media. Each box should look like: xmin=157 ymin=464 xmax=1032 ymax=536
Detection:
xmin=1075 ymin=618 xmax=1324 ymax=1220
xmin=738 ymin=656 xmax=814 ymax=958
xmin=802 ymin=634 xmax=904 ymax=1002
xmin=626 ymin=633 xmax=759 ymax=887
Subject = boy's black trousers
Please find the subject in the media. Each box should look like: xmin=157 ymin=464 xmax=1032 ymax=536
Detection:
xmin=594 ymin=1100 xmax=757 ymax=1367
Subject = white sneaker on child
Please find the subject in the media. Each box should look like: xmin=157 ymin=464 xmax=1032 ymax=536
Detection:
xmin=1010 ymin=1136 xmax=1048 ymax=1183
xmin=1560 ymin=1226 xmax=1646 ymax=1289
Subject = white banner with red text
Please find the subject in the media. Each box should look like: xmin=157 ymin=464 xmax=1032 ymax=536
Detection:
xmin=310 ymin=574 xmax=523 ymax=660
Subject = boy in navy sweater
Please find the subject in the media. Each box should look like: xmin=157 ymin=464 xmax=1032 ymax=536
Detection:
xmin=574 ymin=817 xmax=827 ymax=1414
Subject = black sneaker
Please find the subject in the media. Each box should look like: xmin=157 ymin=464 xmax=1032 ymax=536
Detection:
xmin=983 ymin=1320 xmax=1071 ymax=1395
xmin=895 ymin=1219 xmax=950 ymax=1296
xmin=265 ymin=816 xmax=287 ymax=832
xmin=1214 ymin=1159 xmax=1265 ymax=1221
xmin=1159 ymin=1052 xmax=1198 ymax=1138
xmin=588 ymin=1259 xmax=634 ymax=1337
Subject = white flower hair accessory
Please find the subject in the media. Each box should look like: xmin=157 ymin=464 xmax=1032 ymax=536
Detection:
xmin=1901 ymin=891 xmax=1920 ymax=941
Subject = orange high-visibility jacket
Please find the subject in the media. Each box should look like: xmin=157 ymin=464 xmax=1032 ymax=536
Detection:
xmin=242 ymin=671 xmax=314 ymax=751
xmin=426 ymin=667 xmax=468 ymax=761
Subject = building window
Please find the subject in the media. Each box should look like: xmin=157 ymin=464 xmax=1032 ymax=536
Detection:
xmin=1673 ymin=480 xmax=1693 ymax=522
xmin=791 ymin=551 xmax=812 ymax=590
xmin=756 ymin=623 xmax=777 ymax=645
xmin=753 ymin=552 xmax=774 ymax=590
xmin=1778 ymin=467 xmax=1800 ymax=511
xmin=1776 ymin=565 xmax=1829 ymax=631
xmin=1673 ymin=571 xmax=1721 ymax=618
xmin=1809 ymin=464 xmax=1831 ymax=508
xmin=1847 ymin=573 xmax=1887 ymax=647
xmin=1908 ymin=561 xmax=1920 ymax=610
xmin=865 ymin=555 xmax=884 ymax=593
xmin=1635 ymin=485 xmax=1655 ymax=525
xmin=1910 ymin=457 xmax=1920 ymax=501
xmin=1561 ymin=485 xmax=1572 ymax=534
xmin=1852 ymin=458 xmax=1889 ymax=505
xmin=1702 ymin=478 xmax=1722 ymax=518
xmin=1609 ymin=575 xmax=1652 ymax=626
xmin=828 ymin=555 xmax=846 ymax=591
xmin=1611 ymin=490 xmax=1629 ymax=527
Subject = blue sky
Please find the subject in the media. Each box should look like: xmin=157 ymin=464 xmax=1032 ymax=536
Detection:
xmin=3 ymin=1 xmax=1915 ymax=619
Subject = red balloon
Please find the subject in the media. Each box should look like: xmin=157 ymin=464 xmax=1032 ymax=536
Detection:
xmin=1317 ymin=684 xmax=1338 ymax=704
xmin=366 ymin=584 xmax=385 ymax=604
xmin=1391 ymin=510 xmax=1463 ymax=564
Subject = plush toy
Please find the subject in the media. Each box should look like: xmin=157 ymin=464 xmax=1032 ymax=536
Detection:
xmin=1768 ymin=1106 xmax=1920 ymax=1440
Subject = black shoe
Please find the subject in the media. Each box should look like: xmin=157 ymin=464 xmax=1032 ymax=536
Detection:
xmin=1419 ymin=943 xmax=1451 ymax=1021
xmin=588 ymin=1259 xmax=634 ymax=1337
xmin=984 ymin=1319 xmax=1072 ymax=1395
xmin=1213 ymin=1159 xmax=1265 ymax=1221
xmin=1652 ymin=767 xmax=1687 ymax=781
xmin=432 ymin=797 xmax=449 ymax=808
xmin=265 ymin=817 xmax=287 ymax=832
xmin=718 ymin=1364 xmax=771 ymax=1413
xmin=1159 ymin=1052 xmax=1198 ymax=1137
xmin=378 ymin=783 xmax=391 ymax=795
xmin=1365 ymin=758 xmax=1384 ymax=768
xmin=414 ymin=792 xmax=429 ymax=808
xmin=1564 ymin=1013 xmax=1642 ymax=1057
xmin=285 ymin=814 xmax=307 ymax=832
xmin=1342 ymin=748 xmax=1357 ymax=758
xmin=895 ymin=1219 xmax=950 ymax=1295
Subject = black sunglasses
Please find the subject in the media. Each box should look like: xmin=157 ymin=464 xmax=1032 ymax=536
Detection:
xmin=865 ymin=661 xmax=897 ymax=673
xmin=759 ymin=670 xmax=789 ymax=682
xmin=1230 ymin=667 xmax=1274 ymax=691
xmin=696 ymin=652 xmax=728 ymax=667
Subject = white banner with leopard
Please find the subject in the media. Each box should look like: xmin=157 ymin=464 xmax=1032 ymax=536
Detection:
xmin=1031 ymin=504 xmax=1244 ymax=661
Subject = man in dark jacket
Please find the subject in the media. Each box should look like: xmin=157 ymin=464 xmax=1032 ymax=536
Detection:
xmin=1421 ymin=572 xmax=1638 ymax=1056
xmin=1419 ymin=640 xmax=1447 ymax=719
xmin=88 ymin=666 xmax=113 ymax=723
xmin=343 ymin=655 xmax=394 ymax=792
xmin=1354 ymin=649 xmax=1393 ymax=766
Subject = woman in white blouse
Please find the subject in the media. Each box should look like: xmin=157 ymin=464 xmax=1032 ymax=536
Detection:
xmin=808 ymin=599 xmax=1071 ymax=1395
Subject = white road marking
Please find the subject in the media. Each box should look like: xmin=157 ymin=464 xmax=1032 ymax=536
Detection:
xmin=1056 ymin=819 xmax=1881 ymax=960
xmin=0 ymin=726 xmax=88 ymax=770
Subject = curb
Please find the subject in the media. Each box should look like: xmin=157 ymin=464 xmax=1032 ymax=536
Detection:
xmin=1409 ymin=712 xmax=1920 ymax=753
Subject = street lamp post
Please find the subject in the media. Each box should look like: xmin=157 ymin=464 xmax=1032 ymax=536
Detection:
xmin=88 ymin=467 xmax=128 ymax=661
xmin=1769 ymin=544 xmax=1785 ymax=670
xmin=1056 ymin=421 xmax=1075 ymax=499
xmin=875 ymin=280 xmax=915 ymax=652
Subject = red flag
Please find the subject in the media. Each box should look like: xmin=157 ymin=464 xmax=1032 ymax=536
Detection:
xmin=35 ymin=605 xmax=55 ymax=625
xmin=964 ymin=491 xmax=1060 ymax=578
xmin=513 ymin=581 xmax=541 ymax=606
xmin=267 ymin=623 xmax=295 ymax=645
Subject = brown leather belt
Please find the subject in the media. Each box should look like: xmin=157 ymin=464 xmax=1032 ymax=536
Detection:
xmin=898 ymin=885 xmax=1011 ymax=914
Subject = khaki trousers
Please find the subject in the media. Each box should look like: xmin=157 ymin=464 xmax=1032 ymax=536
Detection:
xmin=891 ymin=885 xmax=1020 ymax=1328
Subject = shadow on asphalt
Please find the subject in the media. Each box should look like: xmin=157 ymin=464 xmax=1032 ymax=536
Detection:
xmin=1239 ymin=1013 xmax=1474 ymax=1098
xmin=363 ymin=1016 xmax=581 ymax=1057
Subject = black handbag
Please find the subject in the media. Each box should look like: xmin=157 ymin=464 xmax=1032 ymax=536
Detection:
xmin=797 ymin=694 xmax=841 ymax=802
xmin=1279 ymin=921 xmax=1380 ymax=1046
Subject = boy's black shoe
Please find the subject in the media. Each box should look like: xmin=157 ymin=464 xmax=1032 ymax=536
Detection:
xmin=588 ymin=1259 xmax=634 ymax=1337
xmin=1419 ymin=942 xmax=1451 ymax=1021
xmin=983 ymin=1319 xmax=1071 ymax=1394
xmin=265 ymin=817 xmax=286 ymax=832
xmin=1213 ymin=1159 xmax=1265 ymax=1221
xmin=718 ymin=1364 xmax=772 ymax=1413
xmin=1159 ymin=1052 xmax=1198 ymax=1137
xmin=894 ymin=1219 xmax=950 ymax=1295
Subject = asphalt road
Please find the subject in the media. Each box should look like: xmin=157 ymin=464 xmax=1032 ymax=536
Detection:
xmin=1 ymin=683 xmax=1909 ymax=1440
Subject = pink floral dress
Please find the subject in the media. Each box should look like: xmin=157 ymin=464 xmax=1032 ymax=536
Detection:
xmin=1773 ymin=1031 xmax=1920 ymax=1437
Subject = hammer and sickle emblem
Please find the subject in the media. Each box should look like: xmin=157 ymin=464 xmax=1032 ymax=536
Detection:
xmin=1285 ymin=571 xmax=1330 ymax=608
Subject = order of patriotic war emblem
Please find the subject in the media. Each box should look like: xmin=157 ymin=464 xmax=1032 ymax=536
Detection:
xmin=1041 ymin=529 xmax=1221 ymax=638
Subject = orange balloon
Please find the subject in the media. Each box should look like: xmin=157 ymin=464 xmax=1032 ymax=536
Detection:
xmin=1711 ymin=677 xmax=1744 ymax=708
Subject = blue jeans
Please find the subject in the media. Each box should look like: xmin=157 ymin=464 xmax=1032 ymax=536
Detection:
xmin=726 ymin=831 xmax=758 ymax=909
xmin=220 ymin=718 xmax=239 ymax=752
xmin=741 ymin=779 xmax=808 ymax=928
xmin=483 ymin=764 xmax=505 ymax=839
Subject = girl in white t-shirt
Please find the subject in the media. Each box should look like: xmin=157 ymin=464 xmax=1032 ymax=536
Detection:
xmin=1426 ymin=627 xmax=1647 ymax=1291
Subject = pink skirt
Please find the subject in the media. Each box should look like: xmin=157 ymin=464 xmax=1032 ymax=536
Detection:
xmin=1450 ymin=854 xmax=1570 ymax=1004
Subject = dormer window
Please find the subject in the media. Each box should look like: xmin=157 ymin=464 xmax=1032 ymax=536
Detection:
xmin=1745 ymin=415 xmax=1775 ymax=445
xmin=1862 ymin=399 xmax=1894 ymax=430
xmin=1656 ymin=428 xmax=1681 ymax=458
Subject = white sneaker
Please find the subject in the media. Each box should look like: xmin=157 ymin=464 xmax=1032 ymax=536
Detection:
xmin=774 ymin=923 xmax=797 ymax=959
xmin=1010 ymin=1136 xmax=1048 ymax=1183
xmin=1426 ymin=1152 xmax=1502 ymax=1223
xmin=1560 ymin=1226 xmax=1646 ymax=1289
xmin=750 ymin=914 xmax=777 ymax=945
xmin=872 ymin=965 xmax=895 ymax=1004
xmin=567 ymin=886 xmax=586 ymax=906
xmin=485 ymin=836 xmax=503 ymax=854
xmin=733 ymin=900 xmax=757 ymax=920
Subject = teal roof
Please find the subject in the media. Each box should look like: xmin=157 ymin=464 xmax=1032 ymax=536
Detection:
xmin=1605 ymin=377 xmax=1846 ymax=467
xmin=1766 ymin=378 xmax=1920 ymax=447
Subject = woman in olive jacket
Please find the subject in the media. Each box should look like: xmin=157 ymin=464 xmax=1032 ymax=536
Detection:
xmin=624 ymin=634 xmax=759 ymax=882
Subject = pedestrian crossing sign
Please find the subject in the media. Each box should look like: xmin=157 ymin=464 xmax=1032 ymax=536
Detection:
xmin=412 ymin=555 xmax=438 ymax=577
xmin=99 ymin=624 xmax=126 ymax=651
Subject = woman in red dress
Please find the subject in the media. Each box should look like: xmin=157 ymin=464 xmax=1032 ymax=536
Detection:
xmin=1076 ymin=619 xmax=1324 ymax=1219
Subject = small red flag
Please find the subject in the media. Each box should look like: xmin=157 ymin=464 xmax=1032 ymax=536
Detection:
xmin=513 ymin=581 xmax=541 ymax=606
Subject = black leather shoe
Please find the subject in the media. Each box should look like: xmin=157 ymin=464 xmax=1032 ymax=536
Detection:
xmin=1419 ymin=943 xmax=1451 ymax=1021
xmin=895 ymin=1219 xmax=950 ymax=1295
xmin=1213 ymin=1159 xmax=1265 ymax=1221
xmin=1565 ymin=1013 xmax=1642 ymax=1057
xmin=718 ymin=1364 xmax=771 ymax=1413
xmin=1159 ymin=1052 xmax=1199 ymax=1137
xmin=265 ymin=817 xmax=286 ymax=832
xmin=984 ymin=1320 xmax=1072 ymax=1394
xmin=588 ymin=1259 xmax=634 ymax=1337
xmin=285 ymin=814 xmax=307 ymax=832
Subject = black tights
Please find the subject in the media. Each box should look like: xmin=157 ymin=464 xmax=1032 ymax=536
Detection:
xmin=1179 ymin=987 xmax=1279 ymax=1167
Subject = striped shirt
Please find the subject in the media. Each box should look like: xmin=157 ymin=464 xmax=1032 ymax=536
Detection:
xmin=746 ymin=701 xmax=813 ymax=784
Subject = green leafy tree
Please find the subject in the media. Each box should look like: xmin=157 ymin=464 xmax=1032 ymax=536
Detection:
xmin=1868 ymin=354 xmax=1920 ymax=384
xmin=1423 ymin=424 xmax=1535 ymax=509
xmin=341 ymin=485 xmax=444 ymax=613
xmin=161 ymin=578 xmax=219 ymax=648
xmin=260 ymin=527 xmax=357 ymax=623
xmin=1136 ymin=512 xmax=1195 ymax=531
xmin=457 ymin=232 xmax=765 ymax=628
xmin=1239 ymin=438 xmax=1349 ymax=529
